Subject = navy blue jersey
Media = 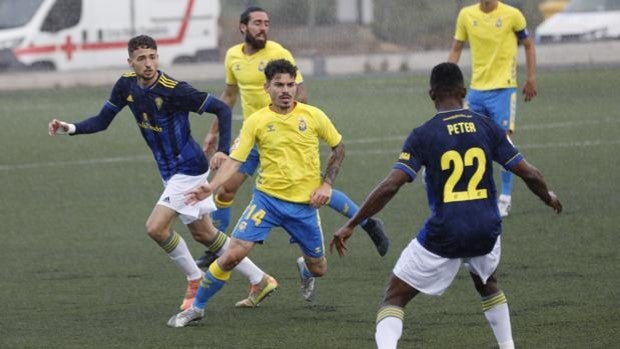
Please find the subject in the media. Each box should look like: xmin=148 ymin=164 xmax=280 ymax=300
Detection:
xmin=74 ymin=71 xmax=223 ymax=181
xmin=394 ymin=108 xmax=523 ymax=258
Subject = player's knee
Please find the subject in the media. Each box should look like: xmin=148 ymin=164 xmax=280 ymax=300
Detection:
xmin=308 ymin=260 xmax=327 ymax=277
xmin=473 ymin=274 xmax=499 ymax=297
xmin=144 ymin=221 xmax=167 ymax=242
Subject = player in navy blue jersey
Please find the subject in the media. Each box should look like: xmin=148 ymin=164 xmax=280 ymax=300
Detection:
xmin=330 ymin=63 xmax=562 ymax=349
xmin=48 ymin=35 xmax=276 ymax=311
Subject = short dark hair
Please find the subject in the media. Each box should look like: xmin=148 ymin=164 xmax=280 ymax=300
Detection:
xmin=240 ymin=6 xmax=266 ymax=25
xmin=430 ymin=62 xmax=465 ymax=98
xmin=264 ymin=59 xmax=297 ymax=81
xmin=128 ymin=35 xmax=157 ymax=56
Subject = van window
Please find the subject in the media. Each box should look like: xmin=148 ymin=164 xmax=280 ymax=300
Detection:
xmin=41 ymin=0 xmax=81 ymax=33
xmin=0 ymin=0 xmax=45 ymax=29
xmin=565 ymin=0 xmax=620 ymax=12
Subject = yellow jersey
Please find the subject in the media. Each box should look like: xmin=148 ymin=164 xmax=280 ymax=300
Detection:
xmin=224 ymin=41 xmax=304 ymax=119
xmin=230 ymin=102 xmax=342 ymax=203
xmin=454 ymin=2 xmax=527 ymax=90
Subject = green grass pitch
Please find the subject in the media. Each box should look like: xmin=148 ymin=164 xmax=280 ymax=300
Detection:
xmin=0 ymin=67 xmax=618 ymax=348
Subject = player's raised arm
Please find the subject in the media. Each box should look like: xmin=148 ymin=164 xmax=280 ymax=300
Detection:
xmin=48 ymin=101 xmax=120 ymax=136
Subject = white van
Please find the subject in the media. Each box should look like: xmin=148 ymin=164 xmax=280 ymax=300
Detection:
xmin=535 ymin=0 xmax=620 ymax=43
xmin=0 ymin=0 xmax=220 ymax=71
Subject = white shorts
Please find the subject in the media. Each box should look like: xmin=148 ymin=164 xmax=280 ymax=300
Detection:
xmin=393 ymin=237 xmax=501 ymax=296
xmin=157 ymin=173 xmax=217 ymax=225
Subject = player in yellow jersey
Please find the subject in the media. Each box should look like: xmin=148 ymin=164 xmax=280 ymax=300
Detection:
xmin=197 ymin=7 xmax=388 ymax=268
xmin=448 ymin=0 xmax=538 ymax=218
xmin=168 ymin=59 xmax=344 ymax=327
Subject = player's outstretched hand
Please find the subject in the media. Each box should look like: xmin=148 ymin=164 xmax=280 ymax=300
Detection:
xmin=48 ymin=119 xmax=72 ymax=135
xmin=184 ymin=184 xmax=213 ymax=206
xmin=309 ymin=183 xmax=332 ymax=208
xmin=330 ymin=226 xmax=354 ymax=257
xmin=546 ymin=191 xmax=562 ymax=214
xmin=209 ymin=151 xmax=228 ymax=171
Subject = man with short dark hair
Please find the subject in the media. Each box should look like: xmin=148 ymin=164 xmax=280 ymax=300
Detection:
xmin=48 ymin=34 xmax=273 ymax=312
xmin=168 ymin=59 xmax=346 ymax=328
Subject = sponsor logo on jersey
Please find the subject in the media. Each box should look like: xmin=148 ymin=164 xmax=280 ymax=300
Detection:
xmin=399 ymin=152 xmax=411 ymax=161
xmin=126 ymin=94 xmax=134 ymax=103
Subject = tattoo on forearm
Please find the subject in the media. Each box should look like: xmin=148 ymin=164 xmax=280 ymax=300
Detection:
xmin=323 ymin=144 xmax=345 ymax=185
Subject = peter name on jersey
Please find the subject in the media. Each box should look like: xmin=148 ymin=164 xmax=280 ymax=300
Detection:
xmin=446 ymin=121 xmax=476 ymax=135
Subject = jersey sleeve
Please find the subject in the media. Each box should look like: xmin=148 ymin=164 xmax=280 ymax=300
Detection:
xmin=513 ymin=8 xmax=528 ymax=33
xmin=229 ymin=115 xmax=257 ymax=162
xmin=453 ymin=9 xmax=468 ymax=42
xmin=393 ymin=130 xmax=423 ymax=182
xmin=171 ymin=81 xmax=210 ymax=113
xmin=490 ymin=121 xmax=523 ymax=170
xmin=314 ymin=108 xmax=342 ymax=147
xmin=107 ymin=76 xmax=129 ymax=110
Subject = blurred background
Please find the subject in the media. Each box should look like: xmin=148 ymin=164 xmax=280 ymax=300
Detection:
xmin=1 ymin=0 xmax=619 ymax=87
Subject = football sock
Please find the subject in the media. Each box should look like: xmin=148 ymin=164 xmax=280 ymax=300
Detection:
xmin=160 ymin=231 xmax=202 ymax=281
xmin=328 ymin=189 xmax=368 ymax=225
xmin=211 ymin=194 xmax=233 ymax=232
xmin=375 ymin=305 xmax=404 ymax=349
xmin=208 ymin=231 xmax=264 ymax=285
xmin=298 ymin=258 xmax=314 ymax=279
xmin=500 ymin=169 xmax=513 ymax=197
xmin=481 ymin=291 xmax=513 ymax=347
xmin=193 ymin=262 xmax=231 ymax=309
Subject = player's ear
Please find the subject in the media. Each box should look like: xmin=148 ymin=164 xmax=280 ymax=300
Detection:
xmin=239 ymin=24 xmax=246 ymax=35
xmin=429 ymin=89 xmax=436 ymax=101
xmin=127 ymin=57 xmax=132 ymax=67
xmin=461 ymin=87 xmax=467 ymax=99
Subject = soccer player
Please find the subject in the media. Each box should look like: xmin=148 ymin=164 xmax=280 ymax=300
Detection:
xmin=330 ymin=63 xmax=562 ymax=349
xmin=447 ymin=0 xmax=538 ymax=217
xmin=48 ymin=35 xmax=276 ymax=311
xmin=198 ymin=6 xmax=388 ymax=262
xmin=167 ymin=59 xmax=344 ymax=327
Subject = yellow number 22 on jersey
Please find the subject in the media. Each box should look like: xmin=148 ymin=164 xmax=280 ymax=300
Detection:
xmin=441 ymin=147 xmax=488 ymax=203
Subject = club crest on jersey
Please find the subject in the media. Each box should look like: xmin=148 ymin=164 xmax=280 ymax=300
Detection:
xmin=258 ymin=61 xmax=267 ymax=72
xmin=298 ymin=117 xmax=307 ymax=132
xmin=155 ymin=97 xmax=163 ymax=110
xmin=496 ymin=18 xmax=503 ymax=28
xmin=126 ymin=94 xmax=134 ymax=103
xmin=237 ymin=221 xmax=247 ymax=232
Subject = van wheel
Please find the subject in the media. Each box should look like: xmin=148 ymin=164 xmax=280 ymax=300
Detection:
xmin=173 ymin=56 xmax=196 ymax=65
xmin=29 ymin=61 xmax=56 ymax=71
